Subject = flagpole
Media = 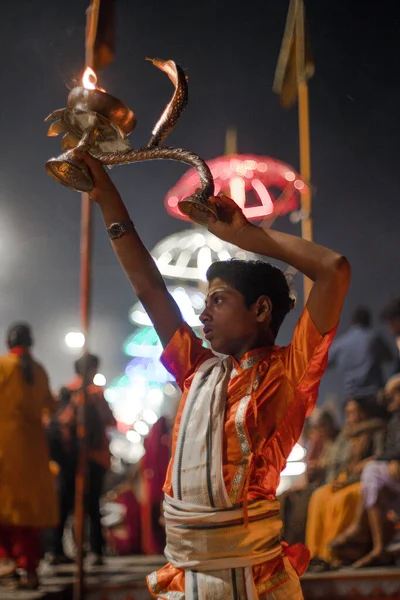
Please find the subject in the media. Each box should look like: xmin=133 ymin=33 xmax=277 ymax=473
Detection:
xmin=73 ymin=2 xmax=99 ymax=598
xmin=296 ymin=0 xmax=313 ymax=301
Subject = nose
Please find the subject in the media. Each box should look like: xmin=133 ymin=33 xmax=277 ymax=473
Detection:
xmin=200 ymin=305 xmax=211 ymax=324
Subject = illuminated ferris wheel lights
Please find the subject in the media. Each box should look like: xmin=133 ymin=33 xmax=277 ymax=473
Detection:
xmin=168 ymin=196 xmax=179 ymax=207
xmin=285 ymin=171 xmax=296 ymax=182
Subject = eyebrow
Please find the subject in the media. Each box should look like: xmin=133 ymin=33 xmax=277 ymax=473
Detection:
xmin=206 ymin=288 xmax=232 ymax=301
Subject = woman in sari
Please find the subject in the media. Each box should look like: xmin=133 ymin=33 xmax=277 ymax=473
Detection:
xmin=0 ymin=324 xmax=58 ymax=589
xmin=306 ymin=396 xmax=386 ymax=571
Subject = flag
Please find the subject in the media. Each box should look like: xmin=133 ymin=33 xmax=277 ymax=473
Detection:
xmin=273 ymin=0 xmax=314 ymax=109
xmin=85 ymin=0 xmax=115 ymax=70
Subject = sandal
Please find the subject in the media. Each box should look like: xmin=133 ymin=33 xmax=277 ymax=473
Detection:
xmin=308 ymin=558 xmax=331 ymax=572
xmin=14 ymin=571 xmax=40 ymax=590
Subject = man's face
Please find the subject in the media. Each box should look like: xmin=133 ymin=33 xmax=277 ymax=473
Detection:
xmin=199 ymin=278 xmax=260 ymax=358
xmin=344 ymin=400 xmax=363 ymax=425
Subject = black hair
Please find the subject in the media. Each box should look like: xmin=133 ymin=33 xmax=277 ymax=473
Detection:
xmin=7 ymin=322 xmax=34 ymax=384
xmin=381 ymin=298 xmax=400 ymax=322
xmin=316 ymin=410 xmax=338 ymax=433
xmin=344 ymin=395 xmax=384 ymax=419
xmin=58 ymin=386 xmax=73 ymax=406
xmin=206 ymin=259 xmax=295 ymax=339
xmin=75 ymin=353 xmax=99 ymax=378
xmin=351 ymin=306 xmax=371 ymax=328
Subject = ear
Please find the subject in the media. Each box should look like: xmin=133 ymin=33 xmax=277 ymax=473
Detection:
xmin=254 ymin=296 xmax=272 ymax=323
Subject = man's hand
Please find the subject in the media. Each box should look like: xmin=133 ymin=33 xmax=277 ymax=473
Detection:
xmin=75 ymin=151 xmax=120 ymax=204
xmin=207 ymin=194 xmax=252 ymax=245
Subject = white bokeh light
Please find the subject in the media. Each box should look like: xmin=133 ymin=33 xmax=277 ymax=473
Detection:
xmin=93 ymin=373 xmax=107 ymax=386
xmin=133 ymin=420 xmax=150 ymax=436
xmin=126 ymin=430 xmax=141 ymax=444
xmin=65 ymin=332 xmax=85 ymax=348
xmin=143 ymin=409 xmax=158 ymax=425
xmin=287 ymin=443 xmax=307 ymax=462
xmin=280 ymin=461 xmax=306 ymax=477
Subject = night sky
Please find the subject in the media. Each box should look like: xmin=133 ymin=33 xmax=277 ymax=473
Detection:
xmin=1 ymin=0 xmax=399 ymax=401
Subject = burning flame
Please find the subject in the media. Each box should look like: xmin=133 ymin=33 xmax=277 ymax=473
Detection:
xmin=82 ymin=67 xmax=105 ymax=92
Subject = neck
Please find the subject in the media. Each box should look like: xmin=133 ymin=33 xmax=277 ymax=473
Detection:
xmin=232 ymin=331 xmax=274 ymax=362
xmin=10 ymin=346 xmax=29 ymax=356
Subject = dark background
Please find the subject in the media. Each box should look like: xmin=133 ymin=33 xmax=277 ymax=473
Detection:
xmin=0 ymin=0 xmax=399 ymax=400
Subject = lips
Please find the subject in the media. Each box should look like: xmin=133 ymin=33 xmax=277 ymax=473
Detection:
xmin=203 ymin=326 xmax=213 ymax=339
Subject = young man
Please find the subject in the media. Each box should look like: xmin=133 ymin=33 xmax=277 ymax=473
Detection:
xmin=48 ymin=354 xmax=115 ymax=566
xmin=77 ymin=152 xmax=350 ymax=599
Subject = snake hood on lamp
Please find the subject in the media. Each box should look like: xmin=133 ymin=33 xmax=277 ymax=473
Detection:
xmin=45 ymin=58 xmax=215 ymax=225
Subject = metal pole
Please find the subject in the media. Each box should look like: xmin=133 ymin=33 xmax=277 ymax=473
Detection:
xmin=73 ymin=3 xmax=98 ymax=599
xmin=73 ymin=193 xmax=93 ymax=600
xmin=296 ymin=0 xmax=313 ymax=302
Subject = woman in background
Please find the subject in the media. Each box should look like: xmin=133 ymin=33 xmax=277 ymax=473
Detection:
xmin=306 ymin=396 xmax=386 ymax=571
xmin=0 ymin=323 xmax=58 ymax=589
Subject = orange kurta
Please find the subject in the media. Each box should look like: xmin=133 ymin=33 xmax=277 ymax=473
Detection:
xmin=150 ymin=308 xmax=337 ymax=597
xmin=0 ymin=353 xmax=58 ymax=528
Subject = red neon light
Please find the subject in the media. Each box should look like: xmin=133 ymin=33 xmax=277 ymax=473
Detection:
xmin=164 ymin=154 xmax=307 ymax=222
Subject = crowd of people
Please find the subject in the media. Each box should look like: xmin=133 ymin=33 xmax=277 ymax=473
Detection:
xmin=1 ymin=300 xmax=400 ymax=593
xmin=0 ymin=324 xmax=115 ymax=590
xmin=283 ymin=303 xmax=400 ymax=572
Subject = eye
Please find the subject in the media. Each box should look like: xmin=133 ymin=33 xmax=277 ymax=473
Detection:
xmin=214 ymin=295 xmax=224 ymax=305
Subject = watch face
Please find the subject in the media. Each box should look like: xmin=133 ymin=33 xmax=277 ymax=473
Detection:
xmin=110 ymin=224 xmax=123 ymax=238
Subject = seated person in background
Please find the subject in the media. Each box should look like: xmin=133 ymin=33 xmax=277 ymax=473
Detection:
xmin=305 ymin=397 xmax=386 ymax=571
xmin=103 ymin=467 xmax=142 ymax=556
xmin=282 ymin=410 xmax=338 ymax=546
xmin=330 ymin=374 xmax=400 ymax=568
xmin=306 ymin=410 xmax=339 ymax=487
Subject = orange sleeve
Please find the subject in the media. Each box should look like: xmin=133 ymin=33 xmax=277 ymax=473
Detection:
xmin=160 ymin=323 xmax=214 ymax=390
xmin=283 ymin=307 xmax=338 ymax=411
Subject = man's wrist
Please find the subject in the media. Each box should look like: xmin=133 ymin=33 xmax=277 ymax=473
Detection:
xmin=107 ymin=220 xmax=135 ymax=240
xmin=95 ymin=190 xmax=123 ymax=207
xmin=97 ymin=192 xmax=131 ymax=226
xmin=231 ymin=222 xmax=258 ymax=249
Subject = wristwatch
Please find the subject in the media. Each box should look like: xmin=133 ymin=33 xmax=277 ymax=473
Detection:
xmin=107 ymin=220 xmax=134 ymax=240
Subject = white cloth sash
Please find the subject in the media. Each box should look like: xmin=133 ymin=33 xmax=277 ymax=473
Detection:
xmin=149 ymin=355 xmax=285 ymax=599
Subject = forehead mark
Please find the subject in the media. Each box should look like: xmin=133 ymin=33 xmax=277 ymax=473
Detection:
xmin=206 ymin=282 xmax=232 ymax=302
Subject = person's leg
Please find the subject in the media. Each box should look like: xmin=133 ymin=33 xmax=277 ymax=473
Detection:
xmin=49 ymin=467 xmax=76 ymax=560
xmin=305 ymin=484 xmax=331 ymax=559
xmin=350 ymin=462 xmax=397 ymax=568
xmin=87 ymin=461 xmax=106 ymax=559
xmin=0 ymin=526 xmax=12 ymax=562
xmin=320 ymin=482 xmax=362 ymax=563
xmin=330 ymin=461 xmax=386 ymax=548
xmin=10 ymin=526 xmax=41 ymax=589
xmin=0 ymin=527 xmax=16 ymax=578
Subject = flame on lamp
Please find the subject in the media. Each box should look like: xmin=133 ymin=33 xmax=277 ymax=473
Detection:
xmin=82 ymin=67 xmax=105 ymax=92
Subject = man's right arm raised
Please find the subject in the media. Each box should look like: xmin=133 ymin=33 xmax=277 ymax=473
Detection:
xmin=77 ymin=152 xmax=183 ymax=348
